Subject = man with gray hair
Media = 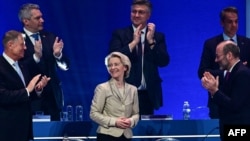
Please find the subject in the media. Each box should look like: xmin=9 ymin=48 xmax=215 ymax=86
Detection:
xmin=18 ymin=3 xmax=70 ymax=121
xmin=0 ymin=30 xmax=50 ymax=141
xmin=198 ymin=6 xmax=250 ymax=119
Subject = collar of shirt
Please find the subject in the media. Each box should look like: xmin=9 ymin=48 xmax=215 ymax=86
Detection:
xmin=224 ymin=59 xmax=241 ymax=76
xmin=132 ymin=25 xmax=146 ymax=43
xmin=23 ymin=28 xmax=40 ymax=44
xmin=23 ymin=28 xmax=37 ymax=37
xmin=223 ymin=33 xmax=237 ymax=44
xmin=3 ymin=52 xmax=16 ymax=66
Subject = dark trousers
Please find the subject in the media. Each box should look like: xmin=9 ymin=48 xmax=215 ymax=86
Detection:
xmin=97 ymin=133 xmax=131 ymax=141
xmin=208 ymin=94 xmax=219 ymax=119
xmin=138 ymin=90 xmax=154 ymax=116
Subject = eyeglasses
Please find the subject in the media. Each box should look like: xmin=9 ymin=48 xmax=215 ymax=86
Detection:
xmin=131 ymin=10 xmax=148 ymax=15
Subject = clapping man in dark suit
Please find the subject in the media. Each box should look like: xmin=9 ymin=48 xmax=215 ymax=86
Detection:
xmin=198 ymin=6 xmax=250 ymax=119
xmin=18 ymin=3 xmax=70 ymax=120
xmin=0 ymin=30 xmax=50 ymax=141
xmin=201 ymin=40 xmax=250 ymax=141
xmin=109 ymin=0 xmax=170 ymax=115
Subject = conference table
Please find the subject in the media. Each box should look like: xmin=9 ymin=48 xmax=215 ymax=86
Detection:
xmin=33 ymin=119 xmax=220 ymax=141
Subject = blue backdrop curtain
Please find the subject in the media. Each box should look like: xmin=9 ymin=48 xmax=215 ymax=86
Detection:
xmin=0 ymin=0 xmax=246 ymax=120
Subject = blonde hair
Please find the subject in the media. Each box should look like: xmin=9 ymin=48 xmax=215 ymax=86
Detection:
xmin=105 ymin=52 xmax=131 ymax=78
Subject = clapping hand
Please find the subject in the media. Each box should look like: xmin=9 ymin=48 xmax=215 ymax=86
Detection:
xmin=35 ymin=75 xmax=51 ymax=91
xmin=26 ymin=74 xmax=51 ymax=93
xmin=201 ymin=72 xmax=219 ymax=95
xmin=34 ymin=40 xmax=42 ymax=58
xmin=146 ymin=23 xmax=155 ymax=46
xmin=53 ymin=37 xmax=63 ymax=57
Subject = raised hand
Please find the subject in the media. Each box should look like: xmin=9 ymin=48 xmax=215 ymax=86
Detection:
xmin=34 ymin=40 xmax=42 ymax=58
xmin=146 ymin=23 xmax=155 ymax=43
xmin=53 ymin=37 xmax=63 ymax=57
xmin=26 ymin=74 xmax=41 ymax=93
xmin=35 ymin=75 xmax=51 ymax=91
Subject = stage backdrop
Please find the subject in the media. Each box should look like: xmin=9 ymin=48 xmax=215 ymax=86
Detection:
xmin=0 ymin=0 xmax=246 ymax=120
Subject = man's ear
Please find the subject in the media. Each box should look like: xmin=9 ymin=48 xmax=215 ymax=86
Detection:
xmin=226 ymin=52 xmax=232 ymax=60
xmin=7 ymin=40 xmax=14 ymax=49
xmin=23 ymin=19 xmax=29 ymax=26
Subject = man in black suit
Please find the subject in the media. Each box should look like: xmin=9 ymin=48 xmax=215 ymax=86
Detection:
xmin=0 ymin=30 xmax=50 ymax=141
xmin=198 ymin=6 xmax=250 ymax=119
xmin=201 ymin=40 xmax=250 ymax=141
xmin=109 ymin=0 xmax=170 ymax=115
xmin=18 ymin=3 xmax=70 ymax=120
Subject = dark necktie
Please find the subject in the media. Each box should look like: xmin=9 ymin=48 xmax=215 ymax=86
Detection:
xmin=230 ymin=38 xmax=234 ymax=42
xmin=31 ymin=33 xmax=39 ymax=41
xmin=136 ymin=34 xmax=143 ymax=87
xmin=225 ymin=71 xmax=230 ymax=81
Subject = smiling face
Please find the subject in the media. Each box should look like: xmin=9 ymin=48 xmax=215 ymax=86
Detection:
xmin=130 ymin=4 xmax=151 ymax=28
xmin=107 ymin=56 xmax=127 ymax=80
xmin=5 ymin=33 xmax=27 ymax=61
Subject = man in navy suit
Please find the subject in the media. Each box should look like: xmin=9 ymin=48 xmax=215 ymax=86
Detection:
xmin=18 ymin=3 xmax=70 ymax=120
xmin=109 ymin=0 xmax=170 ymax=115
xmin=201 ymin=40 xmax=250 ymax=141
xmin=198 ymin=6 xmax=250 ymax=119
xmin=0 ymin=30 xmax=50 ymax=141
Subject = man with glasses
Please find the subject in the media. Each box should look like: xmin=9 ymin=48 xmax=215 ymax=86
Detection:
xmin=201 ymin=40 xmax=250 ymax=141
xmin=198 ymin=6 xmax=250 ymax=119
xmin=109 ymin=0 xmax=170 ymax=116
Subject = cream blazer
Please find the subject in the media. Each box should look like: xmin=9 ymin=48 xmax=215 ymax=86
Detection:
xmin=90 ymin=78 xmax=139 ymax=138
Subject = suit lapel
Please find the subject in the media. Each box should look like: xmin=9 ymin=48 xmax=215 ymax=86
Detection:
xmin=223 ymin=62 xmax=241 ymax=96
xmin=0 ymin=57 xmax=25 ymax=87
xmin=40 ymin=31 xmax=49 ymax=59
xmin=123 ymin=83 xmax=129 ymax=100
xmin=237 ymin=35 xmax=248 ymax=63
xmin=24 ymin=33 xmax=35 ymax=56
xmin=127 ymin=26 xmax=134 ymax=42
xmin=19 ymin=62 xmax=29 ymax=86
xmin=109 ymin=79 xmax=122 ymax=100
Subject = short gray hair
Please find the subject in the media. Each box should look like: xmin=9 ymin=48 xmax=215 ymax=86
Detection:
xmin=18 ymin=3 xmax=40 ymax=22
xmin=2 ymin=30 xmax=25 ymax=49
xmin=105 ymin=52 xmax=131 ymax=78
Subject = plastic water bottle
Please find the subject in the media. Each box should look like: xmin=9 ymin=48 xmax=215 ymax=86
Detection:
xmin=183 ymin=101 xmax=191 ymax=120
xmin=66 ymin=105 xmax=73 ymax=121
xmin=75 ymin=105 xmax=83 ymax=121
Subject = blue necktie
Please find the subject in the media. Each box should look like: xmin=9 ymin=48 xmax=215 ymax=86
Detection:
xmin=31 ymin=33 xmax=39 ymax=41
xmin=13 ymin=62 xmax=26 ymax=86
xmin=225 ymin=71 xmax=230 ymax=81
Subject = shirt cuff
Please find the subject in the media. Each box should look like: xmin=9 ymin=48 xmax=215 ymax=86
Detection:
xmin=26 ymin=88 xmax=30 ymax=97
xmin=54 ymin=52 xmax=62 ymax=60
xmin=35 ymin=88 xmax=43 ymax=97
xmin=33 ymin=54 xmax=40 ymax=63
